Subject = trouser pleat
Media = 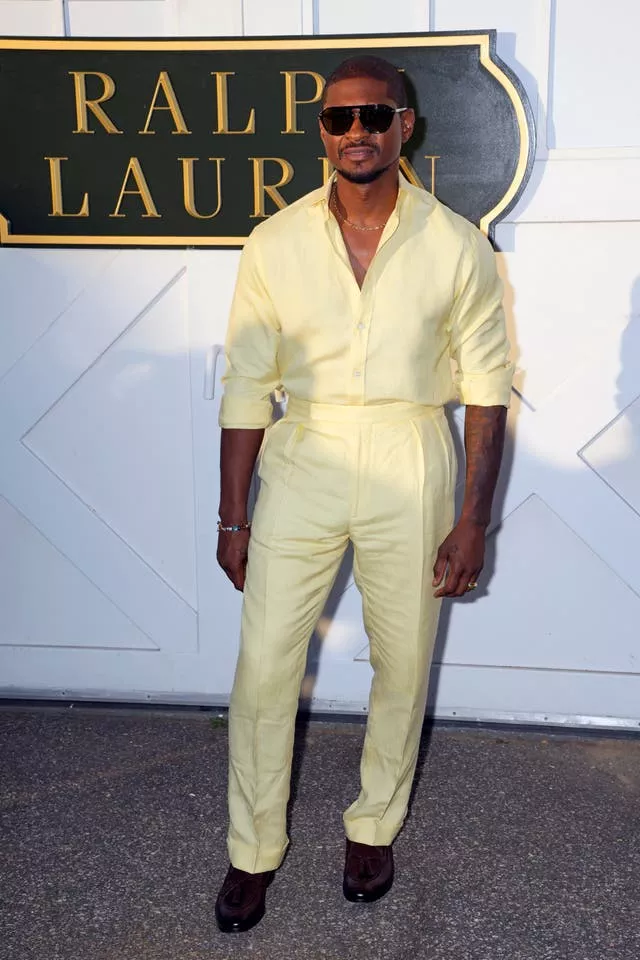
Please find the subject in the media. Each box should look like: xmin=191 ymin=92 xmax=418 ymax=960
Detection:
xmin=226 ymin=406 xmax=455 ymax=869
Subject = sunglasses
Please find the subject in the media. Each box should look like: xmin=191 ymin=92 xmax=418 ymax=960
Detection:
xmin=319 ymin=103 xmax=408 ymax=136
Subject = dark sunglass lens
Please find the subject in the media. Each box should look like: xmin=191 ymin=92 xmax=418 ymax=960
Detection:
xmin=360 ymin=104 xmax=395 ymax=133
xmin=321 ymin=108 xmax=353 ymax=136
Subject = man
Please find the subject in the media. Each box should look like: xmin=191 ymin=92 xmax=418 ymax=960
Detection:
xmin=214 ymin=55 xmax=512 ymax=933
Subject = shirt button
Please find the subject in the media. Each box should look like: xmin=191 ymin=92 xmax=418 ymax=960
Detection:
xmin=353 ymin=370 xmax=361 ymax=377
xmin=357 ymin=323 xmax=365 ymax=330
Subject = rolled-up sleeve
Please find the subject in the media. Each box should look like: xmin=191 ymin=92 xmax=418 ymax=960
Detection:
xmin=218 ymin=232 xmax=281 ymax=429
xmin=449 ymin=227 xmax=514 ymax=407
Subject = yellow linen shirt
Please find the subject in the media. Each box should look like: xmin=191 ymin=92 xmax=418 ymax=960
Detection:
xmin=219 ymin=175 xmax=513 ymax=429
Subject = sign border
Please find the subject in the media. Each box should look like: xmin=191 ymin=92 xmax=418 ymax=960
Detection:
xmin=0 ymin=30 xmax=536 ymax=247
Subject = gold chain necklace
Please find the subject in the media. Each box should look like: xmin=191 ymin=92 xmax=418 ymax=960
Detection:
xmin=330 ymin=183 xmax=387 ymax=232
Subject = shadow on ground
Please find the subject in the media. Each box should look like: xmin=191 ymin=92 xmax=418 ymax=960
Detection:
xmin=1 ymin=707 xmax=639 ymax=960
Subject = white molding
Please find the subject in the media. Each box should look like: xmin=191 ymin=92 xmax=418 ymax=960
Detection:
xmin=428 ymin=0 xmax=435 ymax=31
xmin=424 ymin=707 xmax=640 ymax=732
xmin=301 ymin=0 xmax=315 ymax=34
xmin=543 ymin=1 xmax=640 ymax=162
xmin=534 ymin=0 xmax=552 ymax=158
xmin=539 ymin=0 xmax=556 ymax=157
xmin=413 ymin=0 xmax=428 ymax=31
xmin=1 ymin=687 xmax=639 ymax=732
xmin=506 ymin=156 xmax=640 ymax=223
xmin=62 ymin=0 xmax=164 ymax=3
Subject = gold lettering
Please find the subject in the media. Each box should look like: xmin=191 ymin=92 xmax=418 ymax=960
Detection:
xmin=426 ymin=155 xmax=440 ymax=194
xmin=281 ymin=70 xmax=325 ymax=134
xmin=399 ymin=155 xmax=440 ymax=193
xmin=212 ymin=72 xmax=256 ymax=134
xmin=45 ymin=157 xmax=90 ymax=217
xmin=179 ymin=158 xmax=224 ymax=219
xmin=109 ymin=157 xmax=161 ymax=218
xmin=139 ymin=71 xmax=191 ymax=135
xmin=249 ymin=158 xmax=294 ymax=218
xmin=317 ymin=156 xmax=333 ymax=185
xmin=69 ymin=71 xmax=122 ymax=134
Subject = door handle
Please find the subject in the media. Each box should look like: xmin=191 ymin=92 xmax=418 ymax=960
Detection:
xmin=204 ymin=345 xmax=223 ymax=400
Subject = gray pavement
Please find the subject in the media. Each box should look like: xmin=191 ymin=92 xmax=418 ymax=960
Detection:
xmin=1 ymin=706 xmax=639 ymax=960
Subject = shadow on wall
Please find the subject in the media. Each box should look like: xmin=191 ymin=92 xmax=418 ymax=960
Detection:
xmin=290 ymin=259 xmax=640 ymax=825
xmin=297 ymin=33 xmax=544 ymax=714
xmin=294 ymin=259 xmax=521 ymax=721
xmin=594 ymin=275 xmax=640 ymax=494
xmin=4 ymin=25 xmax=639 ymax=795
xmin=3 ymin=244 xmax=635 ymax=802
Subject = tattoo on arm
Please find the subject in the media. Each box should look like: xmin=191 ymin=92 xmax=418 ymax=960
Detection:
xmin=460 ymin=405 xmax=508 ymax=529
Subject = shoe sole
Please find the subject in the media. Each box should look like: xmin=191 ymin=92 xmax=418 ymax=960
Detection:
xmin=343 ymin=873 xmax=394 ymax=903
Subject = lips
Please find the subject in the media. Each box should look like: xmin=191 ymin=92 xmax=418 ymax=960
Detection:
xmin=342 ymin=146 xmax=376 ymax=161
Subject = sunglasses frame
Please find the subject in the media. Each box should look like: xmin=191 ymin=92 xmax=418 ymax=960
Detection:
xmin=318 ymin=103 xmax=408 ymax=136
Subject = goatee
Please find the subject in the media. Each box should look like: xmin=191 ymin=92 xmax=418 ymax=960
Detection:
xmin=335 ymin=162 xmax=394 ymax=185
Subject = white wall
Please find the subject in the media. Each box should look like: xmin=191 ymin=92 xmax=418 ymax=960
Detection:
xmin=1 ymin=0 xmax=638 ymax=730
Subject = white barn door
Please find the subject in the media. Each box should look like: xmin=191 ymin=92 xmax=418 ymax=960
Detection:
xmin=1 ymin=0 xmax=639 ymax=728
xmin=0 ymin=0 xmax=245 ymax=702
xmin=0 ymin=246 xmax=240 ymax=700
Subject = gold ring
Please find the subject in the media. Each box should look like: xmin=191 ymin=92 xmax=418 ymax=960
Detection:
xmin=466 ymin=582 xmax=478 ymax=591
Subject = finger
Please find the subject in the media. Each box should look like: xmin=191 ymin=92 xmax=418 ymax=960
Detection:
xmin=432 ymin=553 xmax=447 ymax=586
xmin=461 ymin=570 xmax=482 ymax=598
xmin=222 ymin=564 xmax=238 ymax=587
xmin=219 ymin=556 xmax=241 ymax=586
xmin=442 ymin=563 xmax=467 ymax=598
xmin=218 ymin=539 xmax=249 ymax=589
xmin=434 ymin=561 xmax=460 ymax=598
xmin=453 ymin=566 xmax=483 ymax=598
xmin=433 ymin=560 xmax=449 ymax=597
xmin=226 ymin=561 xmax=245 ymax=591
xmin=453 ymin=571 xmax=474 ymax=598
xmin=235 ymin=559 xmax=247 ymax=592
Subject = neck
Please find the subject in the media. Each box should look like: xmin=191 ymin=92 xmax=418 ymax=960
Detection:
xmin=333 ymin=162 xmax=400 ymax=226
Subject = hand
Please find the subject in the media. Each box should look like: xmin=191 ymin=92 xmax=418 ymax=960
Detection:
xmin=433 ymin=519 xmax=486 ymax=599
xmin=217 ymin=529 xmax=251 ymax=591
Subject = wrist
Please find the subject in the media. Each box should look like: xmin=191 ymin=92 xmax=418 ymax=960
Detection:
xmin=217 ymin=520 xmax=251 ymax=533
xmin=218 ymin=504 xmax=248 ymax=525
xmin=219 ymin=516 xmax=249 ymax=525
xmin=459 ymin=511 xmax=490 ymax=530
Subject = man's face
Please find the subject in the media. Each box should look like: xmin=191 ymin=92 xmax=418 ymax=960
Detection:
xmin=319 ymin=76 xmax=415 ymax=184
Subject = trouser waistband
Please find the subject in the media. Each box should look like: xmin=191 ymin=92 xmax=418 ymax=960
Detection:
xmin=285 ymin=398 xmax=441 ymax=423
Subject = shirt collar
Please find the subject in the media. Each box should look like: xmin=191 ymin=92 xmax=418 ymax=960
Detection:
xmin=308 ymin=170 xmax=418 ymax=220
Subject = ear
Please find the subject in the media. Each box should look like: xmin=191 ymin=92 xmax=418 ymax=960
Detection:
xmin=318 ymin=116 xmax=329 ymax=148
xmin=401 ymin=108 xmax=416 ymax=144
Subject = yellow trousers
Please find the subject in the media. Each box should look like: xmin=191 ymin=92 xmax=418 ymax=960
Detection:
xmin=227 ymin=399 xmax=456 ymax=873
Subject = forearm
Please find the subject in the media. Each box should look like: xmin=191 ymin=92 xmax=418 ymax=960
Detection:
xmin=459 ymin=404 xmax=508 ymax=529
xmin=218 ymin=427 xmax=265 ymax=522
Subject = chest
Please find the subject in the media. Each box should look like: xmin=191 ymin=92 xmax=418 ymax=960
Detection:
xmin=340 ymin=228 xmax=382 ymax=289
xmin=266 ymin=221 xmax=456 ymax=339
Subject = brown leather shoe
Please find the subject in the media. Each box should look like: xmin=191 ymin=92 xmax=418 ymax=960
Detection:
xmin=343 ymin=839 xmax=394 ymax=903
xmin=215 ymin=865 xmax=274 ymax=932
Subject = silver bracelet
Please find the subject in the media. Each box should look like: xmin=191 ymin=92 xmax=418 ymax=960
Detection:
xmin=217 ymin=520 xmax=251 ymax=533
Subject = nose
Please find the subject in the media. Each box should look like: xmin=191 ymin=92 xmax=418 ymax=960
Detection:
xmin=348 ymin=108 xmax=368 ymax=138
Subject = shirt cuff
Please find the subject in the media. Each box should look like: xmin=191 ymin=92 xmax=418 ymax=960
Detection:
xmin=456 ymin=363 xmax=514 ymax=407
xmin=218 ymin=395 xmax=274 ymax=429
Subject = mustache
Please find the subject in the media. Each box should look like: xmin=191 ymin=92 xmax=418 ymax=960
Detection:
xmin=338 ymin=139 xmax=379 ymax=157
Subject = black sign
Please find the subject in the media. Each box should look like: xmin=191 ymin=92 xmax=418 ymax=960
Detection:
xmin=0 ymin=32 xmax=535 ymax=247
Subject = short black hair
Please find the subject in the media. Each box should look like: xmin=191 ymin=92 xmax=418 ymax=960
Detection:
xmin=323 ymin=55 xmax=408 ymax=108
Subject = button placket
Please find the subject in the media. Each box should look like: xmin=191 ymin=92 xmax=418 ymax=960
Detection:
xmin=348 ymin=290 xmax=373 ymax=400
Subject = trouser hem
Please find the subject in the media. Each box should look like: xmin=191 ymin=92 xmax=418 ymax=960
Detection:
xmin=228 ymin=838 xmax=288 ymax=874
xmin=343 ymin=818 xmax=403 ymax=847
